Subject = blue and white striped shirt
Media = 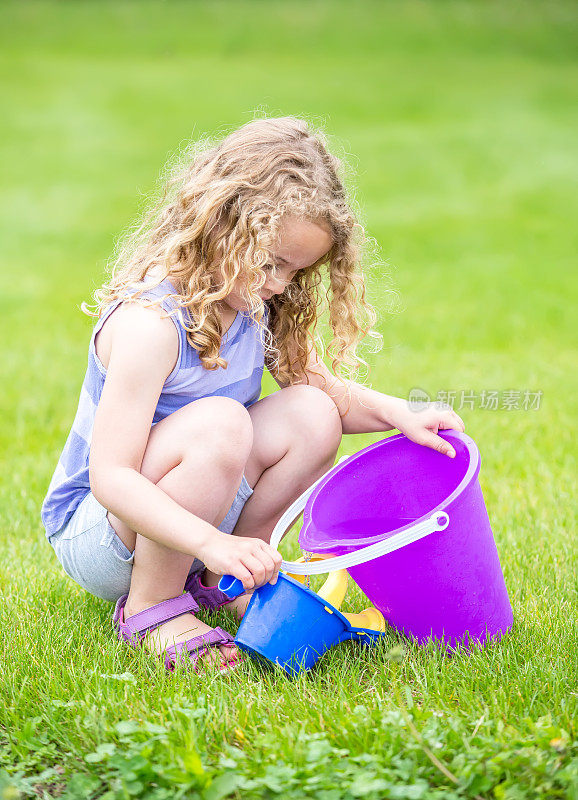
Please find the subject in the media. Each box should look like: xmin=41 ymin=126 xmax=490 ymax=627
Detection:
xmin=41 ymin=277 xmax=269 ymax=539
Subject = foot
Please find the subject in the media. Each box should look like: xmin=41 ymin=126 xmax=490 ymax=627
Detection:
xmin=222 ymin=592 xmax=252 ymax=619
xmin=123 ymin=599 xmax=239 ymax=671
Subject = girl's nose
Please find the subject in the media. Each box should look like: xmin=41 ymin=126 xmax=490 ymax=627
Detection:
xmin=265 ymin=276 xmax=289 ymax=295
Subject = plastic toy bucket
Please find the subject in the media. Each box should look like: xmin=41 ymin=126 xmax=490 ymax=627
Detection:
xmin=234 ymin=573 xmax=382 ymax=676
xmin=297 ymin=431 xmax=513 ymax=649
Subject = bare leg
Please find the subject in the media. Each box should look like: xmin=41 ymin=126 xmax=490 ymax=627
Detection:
xmin=202 ymin=386 xmax=343 ymax=615
xmin=108 ymin=397 xmax=253 ymax=668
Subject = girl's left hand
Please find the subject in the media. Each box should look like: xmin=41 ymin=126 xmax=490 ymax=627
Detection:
xmin=385 ymin=397 xmax=466 ymax=458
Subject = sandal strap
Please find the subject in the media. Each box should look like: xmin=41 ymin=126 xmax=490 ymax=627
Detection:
xmin=120 ymin=592 xmax=200 ymax=641
xmin=164 ymin=626 xmax=235 ymax=669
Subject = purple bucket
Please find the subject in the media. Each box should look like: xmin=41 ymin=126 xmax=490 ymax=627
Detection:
xmin=298 ymin=431 xmax=513 ymax=649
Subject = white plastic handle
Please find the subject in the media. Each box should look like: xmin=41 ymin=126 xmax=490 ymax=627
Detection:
xmin=270 ymin=458 xmax=450 ymax=575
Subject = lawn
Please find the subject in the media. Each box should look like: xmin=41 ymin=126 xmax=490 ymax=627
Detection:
xmin=0 ymin=1 xmax=576 ymax=798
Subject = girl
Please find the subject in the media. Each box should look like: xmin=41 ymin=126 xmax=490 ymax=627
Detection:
xmin=41 ymin=116 xmax=464 ymax=674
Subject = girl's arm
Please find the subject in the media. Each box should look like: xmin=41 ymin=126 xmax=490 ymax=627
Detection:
xmin=271 ymin=347 xmax=465 ymax=458
xmin=89 ymin=303 xmax=280 ymax=589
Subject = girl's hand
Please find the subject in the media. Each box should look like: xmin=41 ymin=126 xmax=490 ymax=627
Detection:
xmin=385 ymin=397 xmax=466 ymax=458
xmin=198 ymin=531 xmax=283 ymax=592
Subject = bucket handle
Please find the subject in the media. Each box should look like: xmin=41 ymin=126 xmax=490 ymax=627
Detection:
xmin=269 ymin=469 xmax=450 ymax=576
xmin=218 ymin=457 xmax=450 ymax=596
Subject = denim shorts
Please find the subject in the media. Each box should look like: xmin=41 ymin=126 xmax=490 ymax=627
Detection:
xmin=49 ymin=475 xmax=254 ymax=603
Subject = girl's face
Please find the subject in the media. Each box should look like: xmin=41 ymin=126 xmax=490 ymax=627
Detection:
xmin=219 ymin=215 xmax=333 ymax=313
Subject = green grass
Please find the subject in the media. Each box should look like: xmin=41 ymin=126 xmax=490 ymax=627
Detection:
xmin=1 ymin=1 xmax=577 ymax=797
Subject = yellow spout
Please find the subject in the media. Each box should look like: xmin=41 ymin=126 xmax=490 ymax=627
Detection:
xmin=342 ymin=608 xmax=386 ymax=633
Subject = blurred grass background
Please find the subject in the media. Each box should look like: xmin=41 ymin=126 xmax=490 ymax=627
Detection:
xmin=1 ymin=1 xmax=577 ymax=797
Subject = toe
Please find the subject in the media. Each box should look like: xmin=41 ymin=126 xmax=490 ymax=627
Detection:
xmin=190 ymin=639 xmax=239 ymax=671
xmin=219 ymin=643 xmax=239 ymax=664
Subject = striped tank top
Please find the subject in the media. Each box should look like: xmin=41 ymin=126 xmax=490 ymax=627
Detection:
xmin=41 ymin=277 xmax=269 ymax=540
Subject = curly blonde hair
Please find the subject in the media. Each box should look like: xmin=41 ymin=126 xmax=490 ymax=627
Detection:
xmin=82 ymin=114 xmax=385 ymax=392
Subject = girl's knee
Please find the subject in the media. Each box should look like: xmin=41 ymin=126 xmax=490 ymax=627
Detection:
xmin=197 ymin=396 xmax=252 ymax=441
xmin=281 ymin=384 xmax=342 ymax=450
xmin=181 ymin=396 xmax=253 ymax=469
xmin=141 ymin=397 xmax=253 ymax=483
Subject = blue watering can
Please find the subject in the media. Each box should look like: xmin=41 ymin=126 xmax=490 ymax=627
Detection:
xmin=219 ymin=553 xmax=386 ymax=676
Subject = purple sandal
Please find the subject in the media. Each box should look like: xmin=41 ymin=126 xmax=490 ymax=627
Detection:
xmin=184 ymin=571 xmax=247 ymax=613
xmin=113 ymin=591 xmax=238 ymax=673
